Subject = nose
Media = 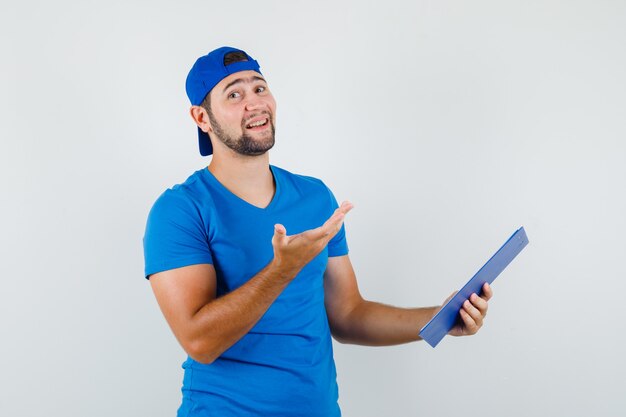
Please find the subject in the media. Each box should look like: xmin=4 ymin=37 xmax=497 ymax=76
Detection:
xmin=245 ymin=96 xmax=266 ymax=112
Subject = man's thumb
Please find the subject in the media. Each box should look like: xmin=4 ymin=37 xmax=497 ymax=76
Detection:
xmin=274 ymin=224 xmax=287 ymax=236
xmin=272 ymin=224 xmax=287 ymax=247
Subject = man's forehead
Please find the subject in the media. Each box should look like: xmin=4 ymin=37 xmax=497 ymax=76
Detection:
xmin=214 ymin=70 xmax=266 ymax=93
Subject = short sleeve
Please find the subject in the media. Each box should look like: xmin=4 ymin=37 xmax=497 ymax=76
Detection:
xmin=142 ymin=190 xmax=213 ymax=279
xmin=325 ymin=186 xmax=349 ymax=257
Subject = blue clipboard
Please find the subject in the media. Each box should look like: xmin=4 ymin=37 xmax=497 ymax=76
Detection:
xmin=419 ymin=227 xmax=529 ymax=348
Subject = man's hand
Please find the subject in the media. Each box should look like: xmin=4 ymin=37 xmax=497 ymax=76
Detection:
xmin=443 ymin=282 xmax=493 ymax=337
xmin=271 ymin=201 xmax=353 ymax=279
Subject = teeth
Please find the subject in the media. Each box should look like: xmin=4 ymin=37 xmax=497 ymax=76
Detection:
xmin=247 ymin=119 xmax=267 ymax=128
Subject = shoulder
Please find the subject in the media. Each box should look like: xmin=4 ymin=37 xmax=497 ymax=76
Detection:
xmin=271 ymin=165 xmax=331 ymax=194
xmin=147 ymin=168 xmax=214 ymax=221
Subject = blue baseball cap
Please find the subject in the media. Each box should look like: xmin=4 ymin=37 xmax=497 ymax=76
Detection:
xmin=185 ymin=46 xmax=262 ymax=156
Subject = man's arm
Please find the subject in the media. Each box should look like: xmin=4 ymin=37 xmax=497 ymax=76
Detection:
xmin=150 ymin=202 xmax=353 ymax=364
xmin=323 ymin=255 xmax=492 ymax=346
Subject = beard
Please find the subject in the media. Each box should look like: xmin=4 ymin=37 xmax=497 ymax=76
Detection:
xmin=208 ymin=109 xmax=276 ymax=156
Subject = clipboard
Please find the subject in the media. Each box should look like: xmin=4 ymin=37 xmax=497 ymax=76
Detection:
xmin=419 ymin=227 xmax=529 ymax=348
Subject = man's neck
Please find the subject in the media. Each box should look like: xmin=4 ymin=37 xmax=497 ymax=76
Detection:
xmin=207 ymin=152 xmax=275 ymax=205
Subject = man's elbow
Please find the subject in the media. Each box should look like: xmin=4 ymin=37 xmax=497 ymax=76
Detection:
xmin=327 ymin=302 xmax=364 ymax=345
xmin=184 ymin=338 xmax=220 ymax=365
xmin=329 ymin=325 xmax=354 ymax=345
xmin=331 ymin=334 xmax=352 ymax=345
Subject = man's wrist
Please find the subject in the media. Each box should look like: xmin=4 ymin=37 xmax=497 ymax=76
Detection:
xmin=267 ymin=258 xmax=299 ymax=283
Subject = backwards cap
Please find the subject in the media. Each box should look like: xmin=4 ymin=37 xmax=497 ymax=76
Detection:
xmin=185 ymin=46 xmax=262 ymax=156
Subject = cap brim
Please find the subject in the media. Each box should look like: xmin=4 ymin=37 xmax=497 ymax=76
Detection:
xmin=198 ymin=127 xmax=213 ymax=156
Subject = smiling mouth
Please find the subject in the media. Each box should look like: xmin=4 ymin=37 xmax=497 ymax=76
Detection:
xmin=245 ymin=118 xmax=269 ymax=129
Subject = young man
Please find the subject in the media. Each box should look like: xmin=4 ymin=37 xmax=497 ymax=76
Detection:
xmin=143 ymin=46 xmax=492 ymax=416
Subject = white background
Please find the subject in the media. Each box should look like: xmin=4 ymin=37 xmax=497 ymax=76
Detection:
xmin=1 ymin=1 xmax=625 ymax=416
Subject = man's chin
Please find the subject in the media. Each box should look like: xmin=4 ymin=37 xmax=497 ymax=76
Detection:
xmin=247 ymin=142 xmax=275 ymax=156
xmin=233 ymin=136 xmax=275 ymax=156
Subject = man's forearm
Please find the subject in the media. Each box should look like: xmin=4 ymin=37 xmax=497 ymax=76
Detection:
xmin=186 ymin=261 xmax=295 ymax=364
xmin=332 ymin=300 xmax=438 ymax=346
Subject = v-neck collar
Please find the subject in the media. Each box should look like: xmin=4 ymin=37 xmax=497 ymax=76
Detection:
xmin=203 ymin=164 xmax=280 ymax=211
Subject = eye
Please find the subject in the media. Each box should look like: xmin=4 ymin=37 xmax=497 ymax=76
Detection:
xmin=228 ymin=91 xmax=241 ymax=99
xmin=256 ymin=86 xmax=266 ymax=93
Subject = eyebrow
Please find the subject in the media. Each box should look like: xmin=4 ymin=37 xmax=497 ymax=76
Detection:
xmin=222 ymin=75 xmax=266 ymax=93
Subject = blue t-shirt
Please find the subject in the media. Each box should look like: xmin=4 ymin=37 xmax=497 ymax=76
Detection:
xmin=143 ymin=165 xmax=348 ymax=417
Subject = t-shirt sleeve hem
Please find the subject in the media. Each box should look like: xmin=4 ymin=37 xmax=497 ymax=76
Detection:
xmin=328 ymin=246 xmax=349 ymax=258
xmin=145 ymin=256 xmax=214 ymax=279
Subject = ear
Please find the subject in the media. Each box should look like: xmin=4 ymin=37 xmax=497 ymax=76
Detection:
xmin=189 ymin=105 xmax=213 ymax=134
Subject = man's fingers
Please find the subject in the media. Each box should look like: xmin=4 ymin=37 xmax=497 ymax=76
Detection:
xmin=319 ymin=212 xmax=345 ymax=237
xmin=470 ymin=293 xmax=488 ymax=316
xmin=306 ymin=201 xmax=354 ymax=240
xmin=326 ymin=201 xmax=353 ymax=224
xmin=459 ymin=308 xmax=480 ymax=334
xmin=462 ymin=299 xmax=483 ymax=330
xmin=276 ymin=201 xmax=353 ymax=247
xmin=323 ymin=201 xmax=353 ymax=231
xmin=305 ymin=215 xmax=343 ymax=241
xmin=481 ymin=282 xmax=493 ymax=301
xmin=449 ymin=285 xmax=491 ymax=338
xmin=337 ymin=201 xmax=354 ymax=215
